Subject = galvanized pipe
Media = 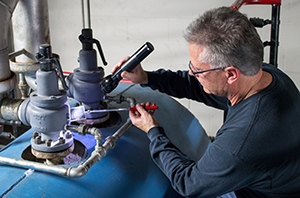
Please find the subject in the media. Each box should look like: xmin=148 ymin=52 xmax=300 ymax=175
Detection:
xmin=67 ymin=119 xmax=132 ymax=178
xmin=0 ymin=97 xmax=23 ymax=121
xmin=0 ymin=119 xmax=133 ymax=178
xmin=111 ymin=119 xmax=132 ymax=141
xmin=81 ymin=0 xmax=91 ymax=29
xmin=0 ymin=155 xmax=69 ymax=176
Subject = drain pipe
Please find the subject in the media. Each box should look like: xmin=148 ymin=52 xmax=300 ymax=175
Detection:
xmin=67 ymin=120 xmax=133 ymax=178
xmin=65 ymin=94 xmax=136 ymax=178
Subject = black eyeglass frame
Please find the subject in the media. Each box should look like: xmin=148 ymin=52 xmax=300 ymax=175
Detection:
xmin=188 ymin=61 xmax=227 ymax=75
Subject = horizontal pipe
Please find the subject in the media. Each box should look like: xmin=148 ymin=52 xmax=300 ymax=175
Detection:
xmin=0 ymin=97 xmax=23 ymax=121
xmin=0 ymin=155 xmax=68 ymax=176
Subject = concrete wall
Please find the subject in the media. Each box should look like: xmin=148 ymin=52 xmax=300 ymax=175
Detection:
xmin=48 ymin=0 xmax=300 ymax=136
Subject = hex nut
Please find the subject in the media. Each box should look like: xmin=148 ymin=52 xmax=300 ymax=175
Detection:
xmin=45 ymin=138 xmax=52 ymax=147
xmin=59 ymin=136 xmax=65 ymax=144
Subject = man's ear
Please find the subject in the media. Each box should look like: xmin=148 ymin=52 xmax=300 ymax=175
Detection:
xmin=224 ymin=66 xmax=239 ymax=84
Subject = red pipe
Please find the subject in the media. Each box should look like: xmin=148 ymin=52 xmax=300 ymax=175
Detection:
xmin=244 ymin=0 xmax=281 ymax=5
xmin=231 ymin=0 xmax=281 ymax=10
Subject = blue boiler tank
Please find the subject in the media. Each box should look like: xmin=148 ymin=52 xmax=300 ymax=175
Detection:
xmin=0 ymin=83 xmax=210 ymax=198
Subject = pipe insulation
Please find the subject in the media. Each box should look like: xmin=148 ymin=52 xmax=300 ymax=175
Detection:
xmin=12 ymin=0 xmax=50 ymax=63
xmin=0 ymin=0 xmax=19 ymax=81
xmin=0 ymin=97 xmax=23 ymax=121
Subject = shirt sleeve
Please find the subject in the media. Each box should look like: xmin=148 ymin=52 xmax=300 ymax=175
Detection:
xmin=141 ymin=69 xmax=228 ymax=111
xmin=147 ymin=126 xmax=265 ymax=197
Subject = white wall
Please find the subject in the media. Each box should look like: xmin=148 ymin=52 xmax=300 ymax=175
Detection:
xmin=48 ymin=0 xmax=300 ymax=137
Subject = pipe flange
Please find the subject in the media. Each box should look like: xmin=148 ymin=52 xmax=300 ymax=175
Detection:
xmin=29 ymin=90 xmax=68 ymax=108
xmin=31 ymin=143 xmax=74 ymax=164
xmin=0 ymin=72 xmax=16 ymax=95
xmin=73 ymin=66 xmax=104 ymax=82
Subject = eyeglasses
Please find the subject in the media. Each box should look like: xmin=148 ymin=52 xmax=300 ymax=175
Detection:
xmin=188 ymin=61 xmax=226 ymax=75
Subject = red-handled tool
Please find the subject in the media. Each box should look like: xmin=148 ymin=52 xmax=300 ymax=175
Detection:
xmin=129 ymin=106 xmax=158 ymax=111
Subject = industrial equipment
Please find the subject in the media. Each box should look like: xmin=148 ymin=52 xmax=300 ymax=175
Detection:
xmin=66 ymin=28 xmax=108 ymax=122
xmin=0 ymin=0 xmax=211 ymax=197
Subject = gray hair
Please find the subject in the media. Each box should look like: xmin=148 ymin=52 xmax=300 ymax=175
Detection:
xmin=184 ymin=7 xmax=264 ymax=76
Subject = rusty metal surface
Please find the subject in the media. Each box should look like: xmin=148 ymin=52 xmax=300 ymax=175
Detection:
xmin=0 ymin=72 xmax=16 ymax=95
xmin=9 ymin=59 xmax=40 ymax=73
xmin=0 ymin=97 xmax=23 ymax=121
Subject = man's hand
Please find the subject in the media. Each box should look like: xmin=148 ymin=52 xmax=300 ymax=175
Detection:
xmin=129 ymin=102 xmax=160 ymax=133
xmin=112 ymin=56 xmax=149 ymax=84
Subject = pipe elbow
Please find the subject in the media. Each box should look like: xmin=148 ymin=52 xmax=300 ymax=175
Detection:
xmin=88 ymin=127 xmax=102 ymax=139
xmin=125 ymin=97 xmax=136 ymax=106
xmin=67 ymin=165 xmax=88 ymax=178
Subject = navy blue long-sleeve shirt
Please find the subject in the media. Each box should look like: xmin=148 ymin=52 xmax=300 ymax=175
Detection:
xmin=142 ymin=64 xmax=300 ymax=197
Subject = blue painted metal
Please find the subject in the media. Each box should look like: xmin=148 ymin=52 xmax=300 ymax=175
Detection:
xmin=0 ymin=83 xmax=210 ymax=198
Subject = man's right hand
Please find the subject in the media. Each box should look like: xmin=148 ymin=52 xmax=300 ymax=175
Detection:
xmin=112 ymin=56 xmax=149 ymax=84
xmin=129 ymin=102 xmax=160 ymax=133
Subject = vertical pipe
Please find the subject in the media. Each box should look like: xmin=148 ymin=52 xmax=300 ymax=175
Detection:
xmin=0 ymin=0 xmax=19 ymax=81
xmin=12 ymin=0 xmax=50 ymax=63
xmin=269 ymin=4 xmax=280 ymax=67
xmin=81 ymin=0 xmax=85 ymax=28
xmin=81 ymin=0 xmax=91 ymax=29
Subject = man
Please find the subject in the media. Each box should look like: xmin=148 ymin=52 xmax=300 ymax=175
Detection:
xmin=113 ymin=7 xmax=300 ymax=197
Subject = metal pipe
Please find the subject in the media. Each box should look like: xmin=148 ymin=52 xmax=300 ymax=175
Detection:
xmin=125 ymin=97 xmax=136 ymax=107
xmin=0 ymin=119 xmax=133 ymax=178
xmin=104 ymin=95 xmax=136 ymax=107
xmin=269 ymin=4 xmax=280 ymax=67
xmin=18 ymin=73 xmax=28 ymax=99
xmin=24 ymin=73 xmax=37 ymax=91
xmin=230 ymin=0 xmax=245 ymax=10
xmin=0 ymin=0 xmax=19 ymax=81
xmin=67 ymin=119 xmax=132 ymax=178
xmin=0 ymin=132 xmax=16 ymax=140
xmin=0 ymin=155 xmax=69 ymax=175
xmin=111 ymin=119 xmax=132 ymax=140
xmin=0 ymin=97 xmax=23 ymax=121
xmin=12 ymin=0 xmax=50 ymax=63
xmin=81 ymin=0 xmax=91 ymax=29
